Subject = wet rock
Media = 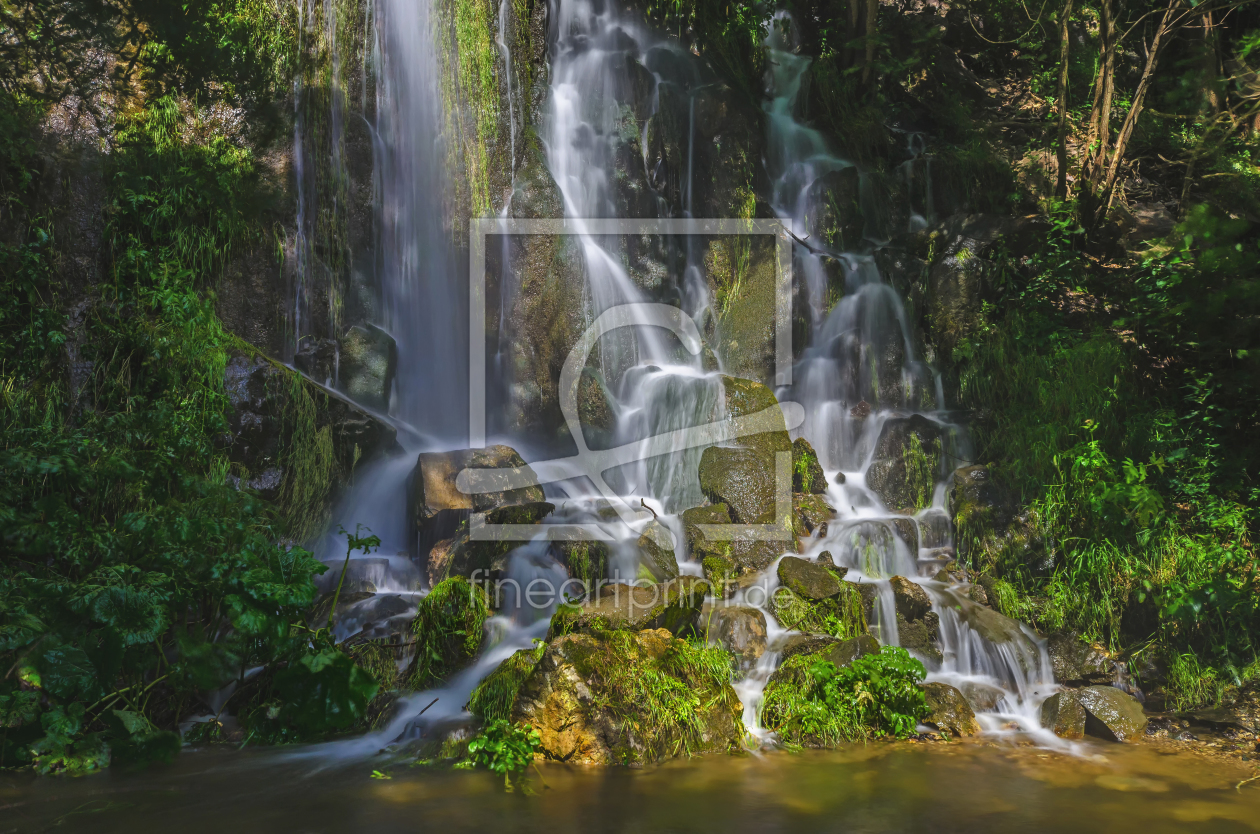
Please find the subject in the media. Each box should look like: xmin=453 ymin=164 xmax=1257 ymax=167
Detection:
xmin=1078 ymin=685 xmax=1149 ymax=741
xmin=427 ymin=538 xmax=457 ymax=588
xmin=889 ymin=576 xmax=933 ymax=623
xmin=770 ymin=583 xmax=868 ymax=638
xmin=865 ymin=415 xmax=942 ymax=512
xmin=309 ymin=590 xmax=375 ymax=629
xmin=636 ymin=520 xmax=680 ymax=582
xmin=949 ymin=464 xmax=1012 ymax=531
xmin=793 ymin=494 xmax=836 ymax=536
xmin=411 ymin=445 xmax=546 ymax=559
xmin=791 ymin=437 xmax=828 ymax=494
xmin=816 ymin=551 xmax=844 ymax=574
xmin=959 ymin=681 xmax=1006 ymax=713
xmin=548 ymin=577 xmax=711 ymax=638
xmin=434 ymin=503 xmax=556 ymax=584
xmin=958 ymin=602 xmax=1038 ymax=651
xmin=778 ymin=556 xmax=842 ymax=600
xmin=822 ymin=634 xmax=882 ymax=668
xmin=317 ymin=556 xmax=422 ymax=595
xmin=921 ymin=682 xmax=981 ymax=737
xmin=338 ymin=324 xmax=397 ymax=412
xmin=683 ymin=503 xmax=782 ymax=582
xmin=513 ymin=628 xmax=743 ymax=765
xmin=700 ymin=605 xmax=767 ymax=671
xmin=779 ymin=633 xmax=841 ymax=661
xmin=697 ymin=377 xmax=793 ymax=524
xmin=890 ymin=517 xmax=919 ymax=551
xmin=926 ymin=214 xmax=1010 ymax=356
xmin=1046 ymin=633 xmax=1114 ymax=687
xmin=293 ymin=337 xmax=339 ymax=385
xmin=1041 ymin=691 xmax=1088 ymax=739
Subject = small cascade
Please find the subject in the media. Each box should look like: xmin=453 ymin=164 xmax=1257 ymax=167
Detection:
xmin=759 ymin=15 xmax=1058 ymax=741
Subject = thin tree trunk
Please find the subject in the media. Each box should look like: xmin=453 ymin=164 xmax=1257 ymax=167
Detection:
xmin=861 ymin=0 xmax=878 ymax=90
xmin=1084 ymin=0 xmax=1116 ymax=187
xmin=1055 ymin=0 xmax=1076 ymax=199
xmin=1095 ymin=0 xmax=1182 ymax=223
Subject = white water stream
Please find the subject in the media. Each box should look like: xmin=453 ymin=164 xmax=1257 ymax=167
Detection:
xmin=301 ymin=0 xmax=1065 ymax=756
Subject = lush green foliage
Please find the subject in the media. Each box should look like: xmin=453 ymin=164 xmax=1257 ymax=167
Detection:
xmin=761 ymin=646 xmax=929 ymax=745
xmin=408 ymin=577 xmax=492 ymax=689
xmin=467 ymin=645 xmax=544 ymax=723
xmin=466 ymin=719 xmax=541 ymax=788
xmin=770 ymin=585 xmax=867 ymax=639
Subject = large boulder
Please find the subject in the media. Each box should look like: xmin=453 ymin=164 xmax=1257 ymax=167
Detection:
xmin=700 ymin=605 xmax=767 ymax=671
xmin=636 ymin=521 xmax=680 ymax=582
xmin=778 ymin=556 xmax=842 ymax=600
xmin=1046 ymin=633 xmax=1114 ymax=687
xmin=410 ymin=445 xmax=546 ymax=560
xmin=548 ymin=577 xmax=711 ymax=638
xmin=338 ymin=324 xmax=397 ymax=412
xmin=890 ymin=576 xmax=941 ymax=664
xmin=1041 ymin=686 xmax=1148 ymax=741
xmin=957 ymin=601 xmax=1041 ymax=676
xmin=683 ymin=503 xmax=783 ymax=584
xmin=864 ymin=415 xmax=942 ymax=512
xmin=1078 ymin=685 xmax=1149 ymax=741
xmin=770 ymin=583 xmax=868 ymax=639
xmin=513 ymin=628 xmax=744 ymax=765
xmin=920 ymin=682 xmax=980 ymax=737
xmin=697 ymin=376 xmax=793 ymax=524
xmin=791 ymin=437 xmax=828 ymax=494
xmin=925 ymin=214 xmax=1012 ymax=357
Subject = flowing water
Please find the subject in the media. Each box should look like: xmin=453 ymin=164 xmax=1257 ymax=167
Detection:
xmin=315 ymin=0 xmax=1051 ymax=757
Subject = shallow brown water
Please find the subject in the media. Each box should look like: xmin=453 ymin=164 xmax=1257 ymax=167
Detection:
xmin=3 ymin=741 xmax=1259 ymax=834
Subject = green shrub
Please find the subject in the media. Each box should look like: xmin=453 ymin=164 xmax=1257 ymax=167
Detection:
xmin=408 ymin=577 xmax=491 ymax=689
xmin=466 ymin=719 xmax=541 ymax=789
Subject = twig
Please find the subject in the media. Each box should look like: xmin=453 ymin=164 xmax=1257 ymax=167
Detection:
xmin=416 ymin=697 xmax=439 ymax=718
xmin=640 ymin=498 xmax=658 ymax=521
xmin=1237 ymin=772 xmax=1260 ymax=791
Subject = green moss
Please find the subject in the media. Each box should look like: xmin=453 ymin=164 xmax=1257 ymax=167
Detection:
xmin=568 ymin=631 xmax=741 ymax=763
xmin=769 ymin=584 xmax=867 ymax=639
xmin=468 ymin=645 xmax=544 ymax=723
xmin=902 ymin=431 xmax=938 ymax=511
xmin=409 ymin=577 xmax=491 ymax=689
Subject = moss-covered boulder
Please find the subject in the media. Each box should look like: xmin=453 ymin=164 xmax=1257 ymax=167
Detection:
xmin=700 ymin=604 xmax=767 ymax=671
xmin=467 ymin=646 xmax=546 ymax=723
xmin=920 ymin=682 xmax=980 ymax=737
xmin=864 ymin=415 xmax=942 ymax=512
xmin=957 ymin=601 xmax=1041 ymax=675
xmin=406 ymin=577 xmax=491 ymax=689
xmin=1046 ymin=633 xmax=1114 ymax=686
xmin=791 ymin=437 xmax=828 ymax=494
xmin=769 ymin=582 xmax=867 ymax=639
xmin=682 ymin=503 xmax=783 ymax=583
xmin=697 ymin=377 xmax=793 ymax=524
xmin=759 ymin=636 xmax=884 ymax=747
xmin=636 ymin=521 xmax=679 ymax=582
xmin=548 ymin=577 xmax=710 ymax=638
xmin=778 ymin=556 xmax=842 ymax=600
xmin=512 ymin=629 xmax=743 ymax=765
xmin=792 ymin=493 xmax=836 ymax=536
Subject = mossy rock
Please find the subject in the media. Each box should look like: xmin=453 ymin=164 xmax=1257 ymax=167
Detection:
xmin=697 ymin=376 xmax=793 ymax=524
xmin=407 ymin=577 xmax=491 ymax=689
xmin=920 ymin=682 xmax=980 ymax=737
xmin=554 ymin=540 xmax=612 ymax=590
xmin=682 ymin=503 xmax=784 ymax=580
xmin=792 ymin=493 xmax=835 ymax=536
xmin=760 ymin=635 xmax=882 ymax=747
xmin=547 ymin=577 xmax=711 ymax=639
xmin=777 ymin=556 xmax=841 ymax=600
xmin=467 ymin=645 xmax=546 ymax=723
xmin=699 ymin=604 xmax=767 ymax=671
xmin=896 ymin=613 xmax=942 ymax=664
xmin=864 ymin=415 xmax=941 ymax=512
xmin=791 ymin=437 xmax=828 ymax=494
xmin=338 ymin=324 xmax=397 ymax=412
xmin=769 ymin=583 xmax=867 ymax=638
xmin=636 ymin=521 xmax=679 ymax=582
xmin=512 ymin=629 xmax=743 ymax=765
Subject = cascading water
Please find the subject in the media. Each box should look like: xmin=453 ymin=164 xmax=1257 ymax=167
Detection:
xmin=309 ymin=0 xmax=1066 ymax=759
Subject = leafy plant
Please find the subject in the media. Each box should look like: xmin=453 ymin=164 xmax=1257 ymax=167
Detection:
xmin=466 ymin=719 xmax=541 ymax=789
xmin=809 ymin=646 xmax=930 ymax=740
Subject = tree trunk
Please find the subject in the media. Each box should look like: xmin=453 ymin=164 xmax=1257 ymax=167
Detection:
xmin=1095 ymin=0 xmax=1183 ymax=224
xmin=1083 ymin=0 xmax=1116 ymax=187
xmin=861 ymin=0 xmax=878 ymax=90
xmin=1055 ymin=0 xmax=1075 ymax=199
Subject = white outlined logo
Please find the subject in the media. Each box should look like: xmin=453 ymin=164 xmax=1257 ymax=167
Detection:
xmin=464 ymin=218 xmax=798 ymax=545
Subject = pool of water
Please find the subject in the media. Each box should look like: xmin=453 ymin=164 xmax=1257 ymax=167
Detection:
xmin=4 ymin=741 xmax=1258 ymax=833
